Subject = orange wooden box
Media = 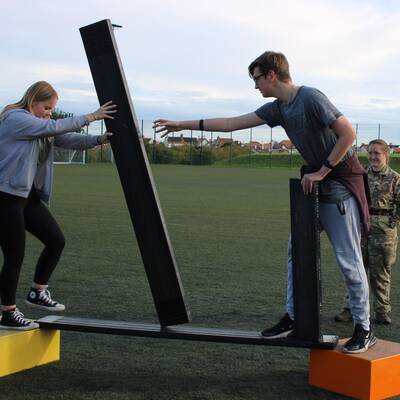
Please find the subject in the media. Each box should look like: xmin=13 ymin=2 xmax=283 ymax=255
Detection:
xmin=309 ymin=339 xmax=400 ymax=400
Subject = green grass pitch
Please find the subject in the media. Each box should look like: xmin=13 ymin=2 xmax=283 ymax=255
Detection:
xmin=2 ymin=164 xmax=399 ymax=400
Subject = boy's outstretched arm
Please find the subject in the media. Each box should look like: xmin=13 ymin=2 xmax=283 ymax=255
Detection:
xmin=153 ymin=112 xmax=265 ymax=137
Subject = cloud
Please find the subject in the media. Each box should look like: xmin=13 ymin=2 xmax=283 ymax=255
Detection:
xmin=0 ymin=0 xmax=399 ymax=129
xmin=146 ymin=0 xmax=400 ymax=81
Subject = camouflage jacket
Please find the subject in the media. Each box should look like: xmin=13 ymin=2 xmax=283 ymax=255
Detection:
xmin=368 ymin=165 xmax=400 ymax=228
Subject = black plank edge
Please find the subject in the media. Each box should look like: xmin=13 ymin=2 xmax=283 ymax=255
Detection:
xmin=37 ymin=316 xmax=338 ymax=349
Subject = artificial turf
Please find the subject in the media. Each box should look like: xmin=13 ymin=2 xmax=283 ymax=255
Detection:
xmin=1 ymin=163 xmax=399 ymax=400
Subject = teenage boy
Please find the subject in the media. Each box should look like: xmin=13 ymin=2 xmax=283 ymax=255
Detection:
xmin=153 ymin=51 xmax=376 ymax=353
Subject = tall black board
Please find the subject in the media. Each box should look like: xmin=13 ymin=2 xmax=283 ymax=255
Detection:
xmin=290 ymin=179 xmax=321 ymax=342
xmin=80 ymin=19 xmax=190 ymax=326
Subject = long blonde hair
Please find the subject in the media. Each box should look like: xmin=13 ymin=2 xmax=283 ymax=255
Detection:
xmin=368 ymin=139 xmax=390 ymax=165
xmin=1 ymin=81 xmax=58 ymax=117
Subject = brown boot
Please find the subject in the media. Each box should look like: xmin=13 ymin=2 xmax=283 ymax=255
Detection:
xmin=334 ymin=308 xmax=353 ymax=322
xmin=375 ymin=313 xmax=391 ymax=325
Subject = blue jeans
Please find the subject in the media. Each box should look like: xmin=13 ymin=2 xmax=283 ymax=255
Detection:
xmin=286 ymin=195 xmax=370 ymax=330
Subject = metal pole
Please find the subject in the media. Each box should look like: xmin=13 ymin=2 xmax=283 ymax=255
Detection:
xmin=210 ymin=131 xmax=213 ymax=162
xmin=249 ymin=128 xmax=252 ymax=167
xmin=355 ymin=123 xmax=358 ymax=153
xmin=290 ymin=145 xmax=293 ymax=169
xmin=229 ymin=132 xmax=233 ymax=166
xmin=190 ymin=130 xmax=193 ymax=165
xmin=200 ymin=129 xmax=204 ymax=165
xmin=100 ymin=119 xmax=104 ymax=162
xmin=140 ymin=119 xmax=144 ymax=165
xmin=153 ymin=127 xmax=156 ymax=163
xmin=265 ymin=127 xmax=267 ymax=167
xmin=378 ymin=123 xmax=381 ymax=139
xmin=269 ymin=127 xmax=273 ymax=168
xmin=84 ymin=125 xmax=88 ymax=164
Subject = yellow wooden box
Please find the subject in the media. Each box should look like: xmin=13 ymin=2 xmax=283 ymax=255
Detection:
xmin=0 ymin=328 xmax=60 ymax=377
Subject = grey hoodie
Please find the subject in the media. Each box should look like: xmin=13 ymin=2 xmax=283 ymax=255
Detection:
xmin=0 ymin=109 xmax=100 ymax=204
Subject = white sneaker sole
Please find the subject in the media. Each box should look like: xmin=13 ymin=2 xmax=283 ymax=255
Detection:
xmin=25 ymin=300 xmax=65 ymax=312
xmin=0 ymin=322 xmax=39 ymax=331
xmin=261 ymin=329 xmax=293 ymax=339
xmin=342 ymin=337 xmax=378 ymax=354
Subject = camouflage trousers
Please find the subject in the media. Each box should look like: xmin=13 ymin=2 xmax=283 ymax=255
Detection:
xmin=363 ymin=216 xmax=398 ymax=316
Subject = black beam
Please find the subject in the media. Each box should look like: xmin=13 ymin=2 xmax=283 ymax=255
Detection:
xmin=79 ymin=19 xmax=190 ymax=326
xmin=37 ymin=316 xmax=337 ymax=349
xmin=290 ymin=179 xmax=321 ymax=342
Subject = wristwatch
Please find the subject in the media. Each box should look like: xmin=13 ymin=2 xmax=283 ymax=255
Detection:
xmin=323 ymin=159 xmax=334 ymax=170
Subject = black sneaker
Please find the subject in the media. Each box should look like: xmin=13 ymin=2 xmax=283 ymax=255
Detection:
xmin=261 ymin=313 xmax=294 ymax=339
xmin=342 ymin=324 xmax=378 ymax=354
xmin=26 ymin=287 xmax=65 ymax=312
xmin=0 ymin=308 xmax=39 ymax=331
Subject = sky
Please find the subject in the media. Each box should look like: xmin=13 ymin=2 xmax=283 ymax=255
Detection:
xmin=1 ymin=0 xmax=400 ymax=142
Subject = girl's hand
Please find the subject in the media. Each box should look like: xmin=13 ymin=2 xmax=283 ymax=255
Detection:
xmin=90 ymin=101 xmax=117 ymax=122
xmin=97 ymin=132 xmax=113 ymax=144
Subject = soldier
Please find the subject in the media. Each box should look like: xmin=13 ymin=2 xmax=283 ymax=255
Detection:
xmin=335 ymin=139 xmax=400 ymax=324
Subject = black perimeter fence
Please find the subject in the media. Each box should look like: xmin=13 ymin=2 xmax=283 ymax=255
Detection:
xmin=54 ymin=119 xmax=400 ymax=171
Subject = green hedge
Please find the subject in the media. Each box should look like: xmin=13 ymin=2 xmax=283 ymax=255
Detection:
xmin=144 ymin=143 xmax=249 ymax=165
xmin=86 ymin=143 xmax=400 ymax=172
xmin=215 ymin=152 xmax=305 ymax=168
xmin=216 ymin=152 xmax=400 ymax=172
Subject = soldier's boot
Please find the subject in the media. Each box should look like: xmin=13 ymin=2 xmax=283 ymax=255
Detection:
xmin=375 ymin=312 xmax=391 ymax=325
xmin=334 ymin=307 xmax=353 ymax=322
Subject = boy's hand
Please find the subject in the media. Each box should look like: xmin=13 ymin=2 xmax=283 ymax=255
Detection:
xmin=301 ymin=170 xmax=326 ymax=194
xmin=153 ymin=119 xmax=182 ymax=137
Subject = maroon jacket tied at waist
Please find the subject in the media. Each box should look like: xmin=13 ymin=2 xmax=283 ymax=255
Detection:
xmin=327 ymin=153 xmax=370 ymax=234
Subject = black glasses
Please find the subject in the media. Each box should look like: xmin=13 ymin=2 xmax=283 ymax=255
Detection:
xmin=252 ymin=73 xmax=265 ymax=83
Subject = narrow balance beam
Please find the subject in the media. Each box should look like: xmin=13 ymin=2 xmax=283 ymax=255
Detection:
xmin=37 ymin=316 xmax=337 ymax=349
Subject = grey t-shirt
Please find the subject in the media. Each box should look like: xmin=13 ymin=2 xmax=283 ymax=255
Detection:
xmin=255 ymin=86 xmax=352 ymax=202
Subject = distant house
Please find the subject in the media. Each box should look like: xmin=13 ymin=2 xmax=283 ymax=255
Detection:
xmin=358 ymin=143 xmax=369 ymax=153
xmin=272 ymin=141 xmax=282 ymax=151
xmin=389 ymin=144 xmax=400 ymax=154
xmin=279 ymin=140 xmax=295 ymax=151
xmin=263 ymin=143 xmax=271 ymax=153
xmin=143 ymin=138 xmax=160 ymax=145
xmin=248 ymin=141 xmax=263 ymax=151
xmin=392 ymin=147 xmax=400 ymax=154
xmin=198 ymin=137 xmax=210 ymax=147
xmin=215 ymin=136 xmax=242 ymax=147
xmin=165 ymin=134 xmax=198 ymax=148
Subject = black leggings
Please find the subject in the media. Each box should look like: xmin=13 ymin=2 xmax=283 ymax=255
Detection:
xmin=0 ymin=190 xmax=65 ymax=305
